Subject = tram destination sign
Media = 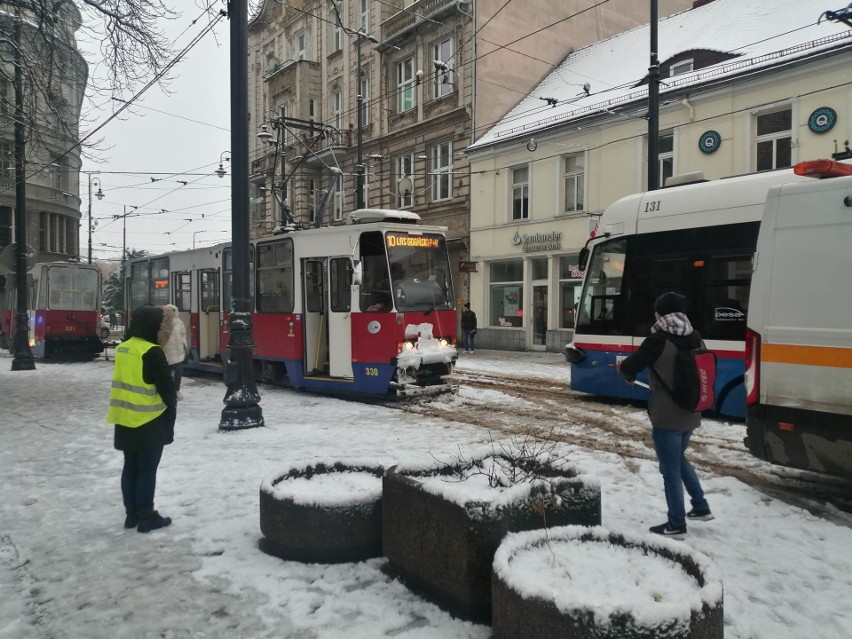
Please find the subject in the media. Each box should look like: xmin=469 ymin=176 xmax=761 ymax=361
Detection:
xmin=511 ymin=230 xmax=562 ymax=253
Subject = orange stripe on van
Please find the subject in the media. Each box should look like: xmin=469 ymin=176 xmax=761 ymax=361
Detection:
xmin=761 ymin=344 xmax=852 ymax=369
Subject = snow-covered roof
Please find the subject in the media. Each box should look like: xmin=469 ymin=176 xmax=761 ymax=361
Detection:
xmin=471 ymin=0 xmax=852 ymax=149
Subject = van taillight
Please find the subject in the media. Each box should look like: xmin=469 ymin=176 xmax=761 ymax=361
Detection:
xmin=744 ymin=328 xmax=760 ymax=406
xmin=794 ymin=159 xmax=852 ymax=178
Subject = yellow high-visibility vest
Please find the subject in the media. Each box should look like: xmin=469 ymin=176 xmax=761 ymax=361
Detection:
xmin=106 ymin=337 xmax=167 ymax=427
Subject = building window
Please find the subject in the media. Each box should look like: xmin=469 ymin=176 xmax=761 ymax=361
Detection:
xmin=489 ymin=260 xmax=524 ymax=328
xmin=430 ymin=141 xmax=452 ymax=202
xmin=511 ymin=165 xmax=529 ymax=220
xmin=559 ymin=256 xmax=582 ymax=329
xmin=756 ymin=107 xmax=792 ymax=171
xmin=294 ymin=29 xmax=308 ymax=60
xmin=359 ymin=70 xmax=370 ymax=125
xmin=331 ymin=89 xmax=342 ymax=129
xmin=308 ymin=177 xmax=319 ymax=224
xmin=359 ymin=0 xmax=369 ymax=32
xmin=49 ymin=159 xmax=62 ymax=192
xmin=39 ymin=212 xmax=49 ymax=252
xmin=0 ymin=207 xmax=11 ymax=248
xmin=329 ymin=10 xmax=342 ymax=53
xmin=309 ymin=98 xmax=317 ymax=122
xmin=562 ymin=154 xmax=584 ymax=213
xmin=395 ymin=153 xmax=414 ymax=208
xmin=670 ymin=59 xmax=693 ymax=76
xmin=396 ymin=58 xmax=415 ymax=113
xmin=659 ymin=132 xmax=674 ymax=187
xmin=332 ymin=175 xmax=344 ymax=221
xmin=0 ymin=78 xmax=8 ymax=117
xmin=433 ymin=38 xmax=454 ymax=98
xmin=0 ymin=141 xmax=12 ymax=178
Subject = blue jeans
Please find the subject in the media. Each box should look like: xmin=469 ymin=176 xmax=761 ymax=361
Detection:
xmin=463 ymin=330 xmax=476 ymax=351
xmin=651 ymin=428 xmax=708 ymax=527
xmin=121 ymin=446 xmax=164 ymax=514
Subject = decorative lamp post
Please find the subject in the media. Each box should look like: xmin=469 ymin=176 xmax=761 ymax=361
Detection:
xmin=192 ymin=229 xmax=207 ymax=249
xmin=220 ymin=0 xmax=263 ymax=430
xmin=215 ymin=151 xmax=230 ymax=178
xmin=87 ymin=174 xmax=104 ymax=264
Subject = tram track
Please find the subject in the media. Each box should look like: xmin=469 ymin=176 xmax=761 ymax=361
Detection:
xmin=396 ymin=369 xmax=852 ymax=524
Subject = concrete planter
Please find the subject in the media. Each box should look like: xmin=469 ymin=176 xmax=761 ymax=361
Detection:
xmin=492 ymin=526 xmax=724 ymax=638
xmin=259 ymin=461 xmax=385 ymax=563
xmin=382 ymin=456 xmax=601 ymax=622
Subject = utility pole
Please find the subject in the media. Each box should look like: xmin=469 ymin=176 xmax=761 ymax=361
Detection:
xmin=354 ymin=30 xmax=377 ymax=210
xmin=11 ymin=4 xmax=35 ymax=371
xmin=220 ymin=0 xmax=263 ymax=430
xmin=647 ymin=0 xmax=660 ymax=192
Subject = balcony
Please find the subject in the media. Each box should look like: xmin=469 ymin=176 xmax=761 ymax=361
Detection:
xmin=380 ymin=0 xmax=465 ymax=48
xmin=299 ymin=129 xmax=353 ymax=167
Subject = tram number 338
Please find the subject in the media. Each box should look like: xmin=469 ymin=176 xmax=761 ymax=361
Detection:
xmin=365 ymin=367 xmax=380 ymax=376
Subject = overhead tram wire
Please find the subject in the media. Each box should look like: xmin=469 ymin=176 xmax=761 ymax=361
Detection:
xmin=0 ymin=7 xmax=226 ymax=195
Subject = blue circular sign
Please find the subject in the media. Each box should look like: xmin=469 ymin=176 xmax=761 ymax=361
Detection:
xmin=699 ymin=130 xmax=721 ymax=154
xmin=808 ymin=107 xmax=837 ymax=134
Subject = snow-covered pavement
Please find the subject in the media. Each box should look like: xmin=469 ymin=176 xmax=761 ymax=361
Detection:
xmin=1 ymin=350 xmax=851 ymax=638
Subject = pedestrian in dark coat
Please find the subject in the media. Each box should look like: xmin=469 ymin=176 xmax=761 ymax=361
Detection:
xmin=618 ymin=292 xmax=713 ymax=539
xmin=461 ymin=302 xmax=477 ymax=353
xmin=107 ymin=305 xmax=176 ymax=533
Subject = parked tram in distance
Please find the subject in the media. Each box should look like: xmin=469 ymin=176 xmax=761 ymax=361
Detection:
xmin=125 ymin=209 xmax=458 ymax=398
xmin=564 ymin=165 xmax=816 ymax=419
xmin=1 ymin=261 xmax=104 ymax=359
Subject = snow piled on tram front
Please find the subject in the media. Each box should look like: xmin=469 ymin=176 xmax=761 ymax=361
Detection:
xmin=396 ymin=323 xmax=456 ymax=369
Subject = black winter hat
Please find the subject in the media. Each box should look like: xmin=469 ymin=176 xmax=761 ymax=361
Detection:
xmin=125 ymin=305 xmax=164 ymax=344
xmin=654 ymin=292 xmax=688 ymax=316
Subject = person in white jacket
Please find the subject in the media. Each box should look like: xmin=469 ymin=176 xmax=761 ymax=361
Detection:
xmin=158 ymin=304 xmax=188 ymax=400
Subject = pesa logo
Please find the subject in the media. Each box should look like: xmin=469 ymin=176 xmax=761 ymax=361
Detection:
xmin=714 ymin=307 xmax=745 ymax=321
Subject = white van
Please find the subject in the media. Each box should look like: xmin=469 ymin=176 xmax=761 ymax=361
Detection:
xmin=744 ymin=160 xmax=852 ymax=479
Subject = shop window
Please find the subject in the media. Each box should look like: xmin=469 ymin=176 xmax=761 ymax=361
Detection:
xmin=559 ymin=256 xmax=583 ymax=329
xmin=489 ymin=260 xmax=524 ymax=328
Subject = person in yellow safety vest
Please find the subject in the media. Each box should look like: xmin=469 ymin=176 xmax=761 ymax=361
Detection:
xmin=106 ymin=305 xmax=177 ymax=533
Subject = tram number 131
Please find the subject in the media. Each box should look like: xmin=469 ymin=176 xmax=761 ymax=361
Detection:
xmin=644 ymin=200 xmax=662 ymax=213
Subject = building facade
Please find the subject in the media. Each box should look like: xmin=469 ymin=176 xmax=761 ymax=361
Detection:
xmin=466 ymin=0 xmax=852 ymax=351
xmin=246 ymin=0 xmax=692 ymax=306
xmin=0 ymin=2 xmax=87 ymax=275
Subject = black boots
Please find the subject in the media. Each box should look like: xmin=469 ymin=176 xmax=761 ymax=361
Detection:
xmin=136 ymin=507 xmax=172 ymax=533
xmin=124 ymin=511 xmax=138 ymax=529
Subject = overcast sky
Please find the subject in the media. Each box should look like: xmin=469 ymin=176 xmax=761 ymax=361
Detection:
xmin=79 ymin=4 xmax=234 ymax=264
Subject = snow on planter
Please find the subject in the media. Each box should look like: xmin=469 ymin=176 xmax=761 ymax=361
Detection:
xmin=259 ymin=461 xmax=387 ymax=563
xmin=492 ymin=526 xmax=724 ymax=638
xmin=382 ymin=450 xmax=601 ymax=622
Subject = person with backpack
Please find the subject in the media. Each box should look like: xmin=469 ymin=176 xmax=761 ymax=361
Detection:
xmin=618 ymin=292 xmax=714 ymax=539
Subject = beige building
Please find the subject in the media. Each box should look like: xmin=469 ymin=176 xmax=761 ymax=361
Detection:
xmin=466 ymin=0 xmax=852 ymax=351
xmin=246 ymin=0 xmax=692 ymax=302
xmin=0 ymin=3 xmax=87 ymax=269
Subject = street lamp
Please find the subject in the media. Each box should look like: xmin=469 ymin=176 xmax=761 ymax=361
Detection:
xmin=215 ymin=151 xmax=230 ymax=178
xmin=87 ymin=174 xmax=104 ymax=264
xmin=221 ymin=0 xmax=263 ymax=430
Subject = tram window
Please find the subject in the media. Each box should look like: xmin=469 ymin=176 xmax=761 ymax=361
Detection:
xmin=385 ymin=231 xmax=454 ymax=312
xmin=359 ymin=231 xmax=392 ymax=312
xmin=329 ymin=258 xmax=351 ymax=312
xmin=46 ymin=266 xmax=99 ymax=311
xmin=304 ymin=261 xmax=324 ymax=313
xmin=174 ymin=272 xmax=191 ymax=312
xmin=256 ymin=240 xmax=294 ymax=313
xmin=575 ymin=238 xmax=627 ymax=334
xmin=223 ymin=246 xmax=256 ymax=313
xmin=149 ymin=257 xmax=170 ymax=306
xmin=130 ymin=261 xmax=149 ymax=308
xmin=200 ymin=270 xmax=220 ymax=312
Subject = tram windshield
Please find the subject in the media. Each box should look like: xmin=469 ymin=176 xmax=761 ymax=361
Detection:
xmin=575 ymin=237 xmax=627 ymax=335
xmin=386 ymin=232 xmax=454 ymax=312
xmin=46 ymin=266 xmax=99 ymax=311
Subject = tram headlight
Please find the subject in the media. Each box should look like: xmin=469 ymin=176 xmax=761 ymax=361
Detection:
xmin=397 ymin=341 xmax=416 ymax=353
xmin=439 ymin=338 xmax=448 ymax=348
xmin=28 ymin=339 xmax=35 ymax=347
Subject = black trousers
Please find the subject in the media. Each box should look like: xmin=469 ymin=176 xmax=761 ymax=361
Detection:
xmin=121 ymin=446 xmax=164 ymax=514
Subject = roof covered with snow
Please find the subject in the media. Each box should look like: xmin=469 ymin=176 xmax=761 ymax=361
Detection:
xmin=471 ymin=0 xmax=852 ymax=149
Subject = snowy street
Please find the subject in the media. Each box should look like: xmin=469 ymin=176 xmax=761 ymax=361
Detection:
xmin=1 ymin=349 xmax=851 ymax=639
